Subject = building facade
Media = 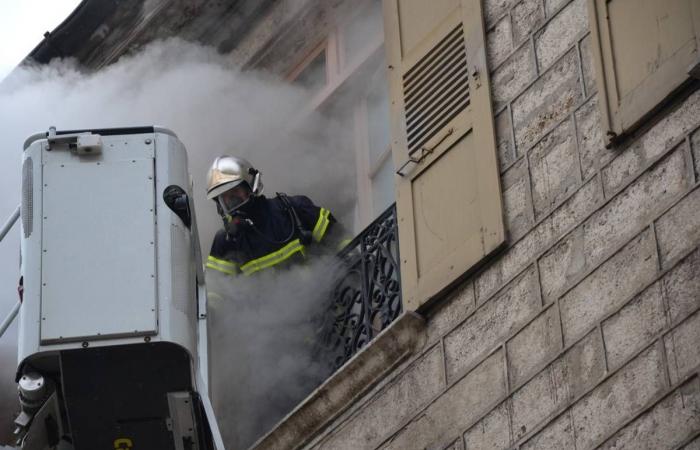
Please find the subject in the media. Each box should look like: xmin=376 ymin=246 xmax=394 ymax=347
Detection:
xmin=21 ymin=0 xmax=700 ymax=448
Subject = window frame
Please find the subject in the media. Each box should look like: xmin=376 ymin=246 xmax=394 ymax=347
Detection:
xmin=285 ymin=39 xmax=332 ymax=92
xmin=283 ymin=2 xmax=391 ymax=231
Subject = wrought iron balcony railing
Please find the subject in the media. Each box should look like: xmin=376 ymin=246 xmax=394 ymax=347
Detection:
xmin=319 ymin=204 xmax=402 ymax=371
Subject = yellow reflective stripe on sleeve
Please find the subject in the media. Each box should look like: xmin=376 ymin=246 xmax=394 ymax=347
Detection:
xmin=206 ymin=263 xmax=237 ymax=275
xmin=207 ymin=255 xmax=236 ymax=268
xmin=206 ymin=255 xmax=239 ymax=275
xmin=206 ymin=262 xmax=238 ymax=276
xmin=337 ymin=238 xmax=352 ymax=250
xmin=240 ymin=239 xmax=306 ymax=276
xmin=312 ymin=208 xmax=331 ymax=242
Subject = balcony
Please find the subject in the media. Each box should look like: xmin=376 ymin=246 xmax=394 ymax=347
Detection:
xmin=318 ymin=204 xmax=403 ymax=371
xmin=254 ymin=205 xmax=426 ymax=450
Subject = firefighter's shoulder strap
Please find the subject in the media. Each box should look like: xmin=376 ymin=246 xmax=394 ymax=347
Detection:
xmin=276 ymin=192 xmax=312 ymax=245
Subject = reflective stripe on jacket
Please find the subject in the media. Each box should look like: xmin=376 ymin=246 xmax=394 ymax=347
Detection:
xmin=206 ymin=195 xmax=335 ymax=277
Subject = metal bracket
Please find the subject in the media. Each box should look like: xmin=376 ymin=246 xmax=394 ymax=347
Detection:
xmin=45 ymin=126 xmax=102 ymax=154
xmin=396 ymin=127 xmax=454 ymax=177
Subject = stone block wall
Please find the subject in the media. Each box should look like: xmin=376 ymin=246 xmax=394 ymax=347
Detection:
xmin=304 ymin=0 xmax=700 ymax=448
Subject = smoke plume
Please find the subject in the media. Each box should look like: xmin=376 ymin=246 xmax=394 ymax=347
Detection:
xmin=208 ymin=255 xmax=341 ymax=448
xmin=0 ymin=39 xmax=357 ymax=446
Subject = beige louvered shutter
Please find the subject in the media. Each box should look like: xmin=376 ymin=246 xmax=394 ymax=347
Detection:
xmin=589 ymin=0 xmax=700 ymax=144
xmin=383 ymin=0 xmax=505 ymax=311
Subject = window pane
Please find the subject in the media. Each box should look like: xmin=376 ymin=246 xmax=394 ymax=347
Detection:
xmin=342 ymin=0 xmax=384 ymax=66
xmin=293 ymin=50 xmax=327 ymax=91
xmin=371 ymin=157 xmax=394 ymax=217
xmin=367 ymin=66 xmax=391 ymax=168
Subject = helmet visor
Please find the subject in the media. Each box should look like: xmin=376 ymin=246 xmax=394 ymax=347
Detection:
xmin=217 ymin=184 xmax=251 ymax=215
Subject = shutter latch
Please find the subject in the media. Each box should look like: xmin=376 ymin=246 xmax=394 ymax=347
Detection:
xmin=396 ymin=127 xmax=454 ymax=177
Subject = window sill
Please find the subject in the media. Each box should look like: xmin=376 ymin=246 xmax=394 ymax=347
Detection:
xmin=250 ymin=311 xmax=426 ymax=450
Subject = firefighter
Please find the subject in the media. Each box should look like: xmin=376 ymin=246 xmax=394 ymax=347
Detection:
xmin=204 ymin=155 xmax=342 ymax=276
xmin=204 ymin=155 xmax=342 ymax=447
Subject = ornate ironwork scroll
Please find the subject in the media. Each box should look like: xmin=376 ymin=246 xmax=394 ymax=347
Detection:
xmin=318 ymin=204 xmax=402 ymax=371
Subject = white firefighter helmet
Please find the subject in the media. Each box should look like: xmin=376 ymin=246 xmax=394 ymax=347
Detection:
xmin=206 ymin=155 xmax=263 ymax=208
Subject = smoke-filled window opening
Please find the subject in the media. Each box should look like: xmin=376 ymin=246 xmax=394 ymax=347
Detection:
xmin=365 ymin=64 xmax=393 ymax=220
xmin=338 ymin=0 xmax=384 ymax=70
xmin=282 ymin=0 xmax=391 ymax=233
xmin=287 ymin=42 xmax=329 ymax=93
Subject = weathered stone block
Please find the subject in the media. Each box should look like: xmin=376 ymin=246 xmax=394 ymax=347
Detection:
xmin=382 ymin=350 xmax=506 ymax=450
xmin=536 ymin=145 xmax=682 ymax=303
xmin=507 ymin=304 xmax=561 ymax=387
xmin=538 ymin=227 xmax=585 ymax=303
xmin=575 ymin=95 xmax=610 ymax=180
xmin=682 ymin=435 xmax=700 ymax=450
xmin=476 ymin=228 xmax=544 ymax=304
xmin=598 ymin=377 xmax=700 ymax=450
xmin=544 ymin=0 xmax=568 ymax=17
xmin=571 ymin=344 xmax=667 ymax=449
xmin=511 ymin=358 xmax=567 ymax=440
xmin=484 ymin=0 xmax=515 ymax=27
xmin=502 ymin=158 xmax=533 ymax=241
xmin=445 ymin=267 xmax=539 ymax=382
xmin=586 ymin=146 xmax=689 ymax=264
xmin=535 ymin=179 xmax=600 ymax=303
xmin=511 ymin=0 xmax=544 ymax=44
xmin=599 ymin=378 xmax=700 ymax=450
xmin=443 ymin=438 xmax=464 ymax=450
xmin=495 ymin=109 xmax=515 ymax=171
xmin=655 ymin=186 xmax=700 ymax=269
xmin=662 ymin=249 xmax=700 ymax=324
xmin=546 ymin=174 xmax=602 ymax=238
xmin=665 ymin=311 xmax=700 ymax=385
xmin=534 ymin=0 xmax=588 ymax=71
xmin=511 ymin=330 xmax=604 ymax=440
xmin=425 ymin=280 xmax=475 ymax=344
xmin=601 ymin=282 xmax=666 ymax=370
xmin=477 ymin=174 xmax=601 ymax=302
xmin=602 ymin=90 xmax=700 ymax=193
xmin=529 ymin=119 xmax=579 ymax=218
xmin=487 ymin=16 xmax=513 ymax=70
xmin=463 ymin=402 xmax=511 ymax=449
xmin=513 ymin=49 xmax=582 ymax=154
xmin=560 ymin=228 xmax=657 ymax=346
xmin=492 ymin=42 xmax=536 ymax=110
xmin=521 ymin=412 xmax=575 ymax=450
xmin=319 ymin=345 xmax=446 ymax=450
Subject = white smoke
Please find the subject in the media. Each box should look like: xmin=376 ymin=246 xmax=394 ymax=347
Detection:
xmin=0 ymin=39 xmax=359 ymax=445
xmin=207 ymin=255 xmax=342 ymax=449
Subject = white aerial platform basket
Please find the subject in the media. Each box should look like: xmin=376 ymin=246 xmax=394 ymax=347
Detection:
xmin=13 ymin=127 xmax=223 ymax=450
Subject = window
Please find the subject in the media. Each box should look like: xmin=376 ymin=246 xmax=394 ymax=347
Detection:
xmin=366 ymin=66 xmax=394 ymax=217
xmin=384 ymin=0 xmax=505 ymax=310
xmin=339 ymin=0 xmax=385 ymax=69
xmin=288 ymin=43 xmax=329 ymax=93
xmin=588 ymin=0 xmax=700 ymax=146
xmin=284 ymin=1 xmax=392 ymax=232
xmin=352 ymin=63 xmax=395 ymax=229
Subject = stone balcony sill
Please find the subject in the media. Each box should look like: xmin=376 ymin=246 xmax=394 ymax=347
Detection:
xmin=250 ymin=311 xmax=427 ymax=450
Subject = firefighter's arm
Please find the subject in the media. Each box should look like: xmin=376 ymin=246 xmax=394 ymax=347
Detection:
xmin=291 ymin=195 xmax=351 ymax=252
xmin=317 ymin=214 xmax=352 ymax=252
xmin=205 ymin=230 xmax=240 ymax=276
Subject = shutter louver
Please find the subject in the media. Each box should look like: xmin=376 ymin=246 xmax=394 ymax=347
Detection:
xmin=403 ymin=24 xmax=470 ymax=157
